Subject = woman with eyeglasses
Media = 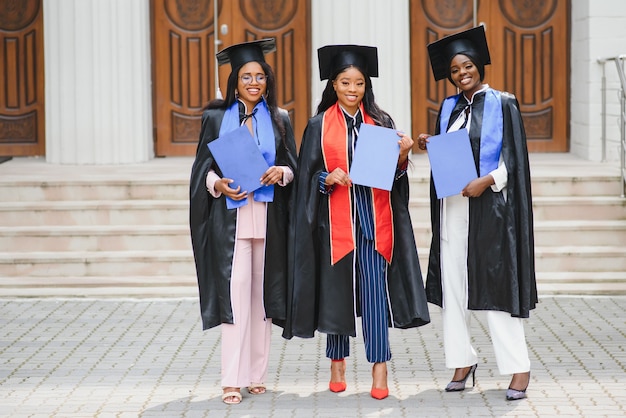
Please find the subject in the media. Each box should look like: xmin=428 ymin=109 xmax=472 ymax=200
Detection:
xmin=189 ymin=38 xmax=297 ymax=405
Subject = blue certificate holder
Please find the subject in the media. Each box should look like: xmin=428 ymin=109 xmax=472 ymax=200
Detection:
xmin=426 ymin=129 xmax=478 ymax=199
xmin=207 ymin=125 xmax=269 ymax=194
xmin=349 ymin=124 xmax=400 ymax=191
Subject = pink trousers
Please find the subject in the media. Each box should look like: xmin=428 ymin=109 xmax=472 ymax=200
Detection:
xmin=221 ymin=237 xmax=272 ymax=388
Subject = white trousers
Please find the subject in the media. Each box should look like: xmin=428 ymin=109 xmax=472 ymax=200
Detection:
xmin=221 ymin=238 xmax=272 ymax=388
xmin=441 ymin=194 xmax=530 ymax=375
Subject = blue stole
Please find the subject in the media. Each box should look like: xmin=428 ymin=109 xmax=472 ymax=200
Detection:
xmin=439 ymin=88 xmax=503 ymax=177
xmin=218 ymin=99 xmax=276 ymax=209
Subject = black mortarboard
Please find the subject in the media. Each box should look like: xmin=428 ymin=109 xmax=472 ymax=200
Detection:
xmin=317 ymin=45 xmax=379 ymax=81
xmin=427 ymin=26 xmax=491 ymax=81
xmin=216 ymin=38 xmax=276 ymax=70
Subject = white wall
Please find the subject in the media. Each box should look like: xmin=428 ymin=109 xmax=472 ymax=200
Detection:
xmin=571 ymin=0 xmax=626 ymax=162
xmin=310 ymin=0 xmax=412 ymax=135
xmin=44 ymin=0 xmax=153 ymax=164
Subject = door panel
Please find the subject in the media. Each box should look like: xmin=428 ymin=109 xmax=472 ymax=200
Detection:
xmin=411 ymin=0 xmax=474 ymax=139
xmin=410 ymin=0 xmax=569 ymax=152
xmin=230 ymin=0 xmax=310 ymax=148
xmin=151 ymin=0 xmax=310 ymax=156
xmin=0 ymin=0 xmax=44 ymax=156
xmin=488 ymin=0 xmax=569 ymax=151
xmin=151 ymin=0 xmax=220 ymax=156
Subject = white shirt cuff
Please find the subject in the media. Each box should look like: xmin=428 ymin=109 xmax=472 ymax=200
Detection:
xmin=489 ymin=159 xmax=508 ymax=192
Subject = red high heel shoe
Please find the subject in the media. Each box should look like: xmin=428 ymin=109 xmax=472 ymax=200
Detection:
xmin=370 ymin=362 xmax=389 ymax=400
xmin=329 ymin=359 xmax=346 ymax=393
xmin=370 ymin=387 xmax=389 ymax=400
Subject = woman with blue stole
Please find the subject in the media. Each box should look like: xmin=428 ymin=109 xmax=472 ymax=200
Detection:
xmin=189 ymin=38 xmax=297 ymax=405
xmin=284 ymin=44 xmax=430 ymax=400
xmin=417 ymin=26 xmax=537 ymax=401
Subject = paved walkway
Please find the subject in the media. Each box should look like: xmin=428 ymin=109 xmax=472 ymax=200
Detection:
xmin=1 ymin=296 xmax=625 ymax=417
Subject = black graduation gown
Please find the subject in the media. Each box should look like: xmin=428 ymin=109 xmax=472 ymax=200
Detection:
xmin=283 ymin=112 xmax=431 ymax=339
xmin=425 ymin=90 xmax=538 ymax=318
xmin=189 ymin=106 xmax=297 ymax=331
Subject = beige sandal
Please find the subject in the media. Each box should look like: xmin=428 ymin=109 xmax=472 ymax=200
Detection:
xmin=221 ymin=388 xmax=242 ymax=405
xmin=247 ymin=383 xmax=266 ymax=395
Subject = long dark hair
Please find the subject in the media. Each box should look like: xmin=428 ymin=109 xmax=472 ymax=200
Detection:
xmin=205 ymin=61 xmax=286 ymax=140
xmin=315 ymin=64 xmax=395 ymax=129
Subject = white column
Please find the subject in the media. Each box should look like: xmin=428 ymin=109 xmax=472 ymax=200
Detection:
xmin=310 ymin=0 xmax=412 ymax=135
xmin=571 ymin=0 xmax=626 ymax=162
xmin=44 ymin=0 xmax=153 ymax=164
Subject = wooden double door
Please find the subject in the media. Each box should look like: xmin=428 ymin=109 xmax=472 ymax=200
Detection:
xmin=151 ymin=0 xmax=311 ymax=156
xmin=410 ymin=0 xmax=570 ymax=152
xmin=0 ymin=0 xmax=44 ymax=157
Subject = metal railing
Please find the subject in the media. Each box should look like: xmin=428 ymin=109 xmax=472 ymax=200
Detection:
xmin=597 ymin=55 xmax=626 ymax=198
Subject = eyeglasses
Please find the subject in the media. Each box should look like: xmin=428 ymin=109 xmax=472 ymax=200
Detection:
xmin=240 ymin=74 xmax=267 ymax=84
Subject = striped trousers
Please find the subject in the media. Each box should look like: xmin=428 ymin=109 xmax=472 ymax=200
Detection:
xmin=326 ymin=224 xmax=392 ymax=363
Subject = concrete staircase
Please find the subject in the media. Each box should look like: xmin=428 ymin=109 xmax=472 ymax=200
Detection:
xmin=409 ymin=153 xmax=626 ymax=295
xmin=0 ymin=154 xmax=624 ymax=297
xmin=0 ymin=157 xmax=196 ymax=297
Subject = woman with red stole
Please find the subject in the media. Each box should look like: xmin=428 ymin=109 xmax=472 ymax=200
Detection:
xmin=284 ymin=45 xmax=430 ymax=400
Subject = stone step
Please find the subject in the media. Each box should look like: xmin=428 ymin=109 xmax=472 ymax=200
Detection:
xmin=0 ymin=156 xmax=193 ymax=202
xmin=0 ymin=180 xmax=189 ymax=202
xmin=531 ymin=196 xmax=626 ymax=220
xmin=0 ymin=225 xmax=193 ymax=251
xmin=529 ymin=176 xmax=623 ymax=197
xmin=536 ymin=272 xmax=626 ymax=295
xmin=407 ymin=175 xmax=623 ymax=198
xmin=0 ymin=200 xmax=187 ymax=226
xmin=2 ymin=196 xmax=621 ymax=228
xmin=0 ymin=246 xmax=624 ymax=277
xmin=0 ymin=250 xmax=196 ymax=277
xmin=409 ymin=196 xmax=626 ymax=222
xmin=411 ymin=220 xmax=626 ymax=248
xmin=2 ymin=220 xmax=624 ymax=252
xmin=0 ymin=153 xmax=621 ymax=203
xmin=531 ymin=220 xmax=626 ymax=246
xmin=1 ymin=273 xmax=624 ymax=298
xmin=0 ymin=275 xmax=197 ymax=297
xmin=0 ymin=174 xmax=620 ymax=202
xmin=534 ymin=246 xmax=626 ymax=272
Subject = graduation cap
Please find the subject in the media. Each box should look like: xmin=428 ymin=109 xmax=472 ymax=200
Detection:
xmin=427 ymin=26 xmax=491 ymax=81
xmin=317 ymin=44 xmax=379 ymax=81
xmin=216 ymin=38 xmax=276 ymax=70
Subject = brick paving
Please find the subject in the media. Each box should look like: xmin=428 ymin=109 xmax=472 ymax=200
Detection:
xmin=0 ymin=296 xmax=625 ymax=417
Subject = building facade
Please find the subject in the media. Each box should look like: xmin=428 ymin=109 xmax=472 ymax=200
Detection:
xmin=1 ymin=0 xmax=625 ymax=164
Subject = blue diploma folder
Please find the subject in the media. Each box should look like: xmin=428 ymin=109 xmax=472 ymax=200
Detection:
xmin=207 ymin=125 xmax=269 ymax=193
xmin=349 ymin=124 xmax=400 ymax=191
xmin=426 ymin=129 xmax=478 ymax=199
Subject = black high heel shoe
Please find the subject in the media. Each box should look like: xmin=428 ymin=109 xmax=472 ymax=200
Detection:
xmin=506 ymin=371 xmax=530 ymax=400
xmin=445 ymin=364 xmax=478 ymax=392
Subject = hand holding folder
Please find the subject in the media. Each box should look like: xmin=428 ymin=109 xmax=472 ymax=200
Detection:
xmin=426 ymin=129 xmax=478 ymax=199
xmin=349 ymin=124 xmax=400 ymax=191
xmin=207 ymin=125 xmax=270 ymax=193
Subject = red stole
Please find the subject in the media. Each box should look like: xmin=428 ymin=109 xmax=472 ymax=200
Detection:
xmin=321 ymin=102 xmax=394 ymax=265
